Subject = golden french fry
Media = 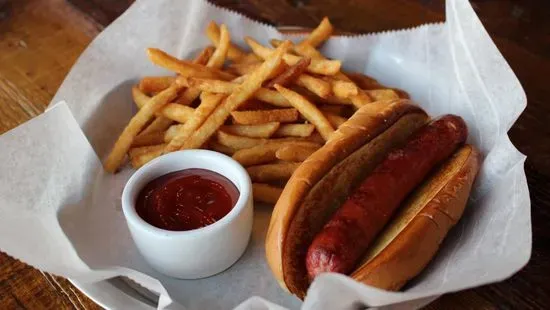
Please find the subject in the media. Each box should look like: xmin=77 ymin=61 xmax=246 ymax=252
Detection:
xmin=232 ymin=144 xmax=279 ymax=166
xmin=206 ymin=24 xmax=230 ymax=69
xmin=350 ymin=90 xmax=373 ymax=109
xmin=164 ymin=93 xmax=226 ymax=153
xmin=216 ymin=131 xmax=266 ymax=149
xmin=160 ymin=104 xmax=195 ymax=123
xmin=237 ymin=53 xmax=263 ymax=64
xmin=209 ymin=141 xmax=238 ymax=155
xmin=292 ymin=42 xmax=325 ymax=59
xmin=272 ymin=123 xmax=315 ymax=137
xmin=324 ymin=112 xmax=347 ymax=128
xmin=221 ymin=122 xmax=280 ymax=138
xmin=331 ymin=79 xmax=359 ymax=98
xmin=275 ymin=144 xmax=320 ymax=162
xmin=367 ymin=89 xmax=400 ymax=101
xmin=138 ymin=76 xmax=176 ymax=94
xmin=246 ymin=162 xmax=300 ymax=182
xmin=296 ymin=74 xmax=331 ymax=98
xmin=140 ymin=116 xmax=173 ymax=136
xmin=132 ymin=86 xmax=195 ymax=123
xmin=206 ymin=21 xmax=247 ymax=61
xmin=147 ymin=48 xmax=235 ymax=80
xmin=253 ymin=89 xmax=293 ymax=107
xmin=245 ymin=37 xmax=340 ymax=75
xmin=194 ymin=46 xmax=216 ymax=65
xmin=104 ymin=84 xmax=182 ymax=172
xmin=128 ymin=144 xmax=166 ymax=159
xmin=228 ymin=61 xmax=287 ymax=80
xmin=345 ymin=72 xmax=383 ymax=89
xmin=132 ymin=131 xmax=165 ymax=147
xmin=273 ymin=85 xmax=335 ymax=141
xmin=252 ymin=183 xmax=283 ymax=204
xmin=175 ymin=34 xmax=229 ymax=106
xmin=265 ymin=57 xmax=311 ymax=88
xmin=231 ymin=140 xmax=319 ymax=166
xmin=298 ymin=17 xmax=333 ymax=48
xmin=238 ymin=100 xmax=276 ymax=111
xmin=174 ymin=88 xmax=201 ymax=106
xmin=177 ymin=41 xmax=291 ymax=150
xmin=231 ymin=74 xmax=248 ymax=84
xmin=164 ymin=124 xmax=184 ymax=142
xmin=227 ymin=62 xmax=261 ymax=76
xmin=231 ymin=108 xmax=299 ymax=125
xmin=129 ymin=144 xmax=166 ymax=169
xmin=182 ymin=76 xmax=292 ymax=108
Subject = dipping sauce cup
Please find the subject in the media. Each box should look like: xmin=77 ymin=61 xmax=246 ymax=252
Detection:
xmin=121 ymin=150 xmax=253 ymax=279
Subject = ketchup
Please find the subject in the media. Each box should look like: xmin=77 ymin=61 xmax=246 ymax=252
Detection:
xmin=136 ymin=169 xmax=239 ymax=231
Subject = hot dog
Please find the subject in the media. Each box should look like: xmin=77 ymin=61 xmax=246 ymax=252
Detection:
xmin=306 ymin=115 xmax=468 ymax=278
xmin=265 ymin=100 xmax=480 ymax=298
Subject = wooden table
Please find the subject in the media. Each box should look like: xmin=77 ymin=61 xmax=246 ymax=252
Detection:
xmin=0 ymin=0 xmax=548 ymax=308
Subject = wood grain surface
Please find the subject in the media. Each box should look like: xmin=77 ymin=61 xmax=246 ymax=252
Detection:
xmin=0 ymin=0 xmax=548 ymax=309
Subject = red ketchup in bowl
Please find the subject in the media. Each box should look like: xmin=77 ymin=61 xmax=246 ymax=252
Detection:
xmin=136 ymin=168 xmax=239 ymax=231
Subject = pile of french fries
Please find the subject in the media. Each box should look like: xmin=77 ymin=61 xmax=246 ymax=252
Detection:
xmin=103 ymin=17 xmax=408 ymax=204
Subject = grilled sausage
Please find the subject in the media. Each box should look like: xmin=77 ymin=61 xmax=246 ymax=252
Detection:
xmin=305 ymin=114 xmax=468 ymax=279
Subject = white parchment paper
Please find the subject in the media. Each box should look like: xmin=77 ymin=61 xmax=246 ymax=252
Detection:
xmin=0 ymin=0 xmax=530 ymax=309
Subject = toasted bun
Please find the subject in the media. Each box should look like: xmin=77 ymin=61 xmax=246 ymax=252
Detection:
xmin=265 ymin=99 xmax=428 ymax=294
xmin=350 ymin=144 xmax=480 ymax=290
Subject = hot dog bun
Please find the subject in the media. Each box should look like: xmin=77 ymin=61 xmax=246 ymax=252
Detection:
xmin=265 ymin=100 xmax=480 ymax=299
xmin=265 ymin=99 xmax=429 ymax=295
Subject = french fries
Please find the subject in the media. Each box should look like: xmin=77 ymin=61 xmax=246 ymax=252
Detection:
xmin=104 ymin=83 xmax=183 ymax=172
xmin=209 ymin=141 xmax=237 ymax=155
xmin=180 ymin=41 xmax=291 ymax=150
xmin=132 ymin=131 xmax=165 ymax=147
xmin=295 ymin=74 xmax=331 ymax=98
xmin=147 ymin=48 xmax=235 ymax=80
xmin=164 ymin=92 xmax=226 ymax=153
xmin=206 ymin=21 xmax=247 ymax=61
xmin=331 ymin=79 xmax=359 ymax=98
xmin=299 ymin=17 xmax=333 ymax=48
xmin=129 ymin=144 xmax=166 ymax=169
xmin=245 ymin=37 xmax=341 ymax=75
xmin=272 ymin=124 xmax=315 ymax=137
xmin=231 ymin=109 xmax=299 ymax=125
xmin=194 ymin=46 xmax=216 ymax=65
xmin=139 ymin=76 xmax=176 ymax=94
xmin=276 ymin=144 xmax=320 ymax=162
xmin=140 ymin=116 xmax=173 ymax=135
xmin=246 ymin=162 xmax=300 ymax=182
xmin=221 ymin=122 xmax=280 ymax=138
xmin=232 ymin=144 xmax=279 ymax=166
xmin=324 ymin=112 xmax=348 ymax=128
xmin=181 ymin=77 xmax=291 ymax=107
xmin=105 ymin=17 xmax=410 ymax=206
xmin=265 ymin=58 xmax=311 ymax=88
xmin=367 ymin=89 xmax=400 ymax=101
xmin=252 ymin=183 xmax=283 ymax=204
xmin=206 ymin=24 xmax=231 ymax=69
xmin=274 ymin=85 xmax=334 ymax=141
xmin=232 ymin=141 xmax=320 ymax=166
xmin=133 ymin=86 xmax=195 ymax=123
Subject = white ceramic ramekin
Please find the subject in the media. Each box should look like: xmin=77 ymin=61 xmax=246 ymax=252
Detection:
xmin=121 ymin=150 xmax=253 ymax=279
